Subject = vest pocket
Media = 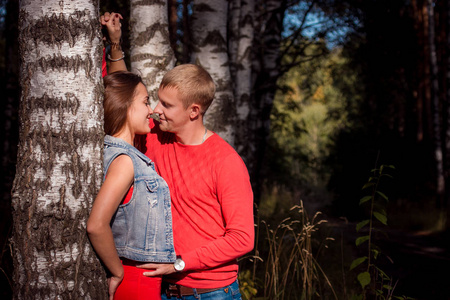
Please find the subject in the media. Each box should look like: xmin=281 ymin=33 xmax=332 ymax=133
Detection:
xmin=145 ymin=178 xmax=159 ymax=192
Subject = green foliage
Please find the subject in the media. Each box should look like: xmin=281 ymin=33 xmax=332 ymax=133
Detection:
xmin=239 ymin=269 xmax=258 ymax=300
xmin=267 ymin=45 xmax=357 ymax=208
xmin=350 ymin=164 xmax=413 ymax=300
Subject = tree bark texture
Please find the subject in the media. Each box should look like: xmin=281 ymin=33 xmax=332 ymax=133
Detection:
xmin=228 ymin=0 xmax=255 ymax=161
xmin=130 ymin=0 xmax=175 ymax=106
xmin=190 ymin=0 xmax=235 ymax=146
xmin=11 ymin=0 xmax=107 ymax=299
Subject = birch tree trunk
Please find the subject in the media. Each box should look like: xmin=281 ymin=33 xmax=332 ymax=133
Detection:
xmin=130 ymin=0 xmax=174 ymax=107
xmin=11 ymin=0 xmax=106 ymax=298
xmin=427 ymin=0 xmax=445 ymax=202
xmin=228 ymin=0 xmax=255 ymax=160
xmin=190 ymin=0 xmax=235 ymax=146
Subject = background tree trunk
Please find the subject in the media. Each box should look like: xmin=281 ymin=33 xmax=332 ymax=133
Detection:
xmin=428 ymin=0 xmax=445 ymax=204
xmin=168 ymin=0 xmax=179 ymax=61
xmin=190 ymin=0 xmax=235 ymax=145
xmin=130 ymin=0 xmax=174 ymax=106
xmin=0 ymin=0 xmax=20 ymax=297
xmin=445 ymin=0 xmax=450 ymax=229
xmin=11 ymin=0 xmax=107 ymax=298
xmin=229 ymin=0 xmax=255 ymax=162
xmin=250 ymin=0 xmax=286 ymax=203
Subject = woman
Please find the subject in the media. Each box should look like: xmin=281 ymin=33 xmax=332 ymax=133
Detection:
xmin=87 ymin=71 xmax=176 ymax=300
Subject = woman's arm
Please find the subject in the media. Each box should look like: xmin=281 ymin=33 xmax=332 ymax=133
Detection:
xmin=101 ymin=12 xmax=127 ymax=73
xmin=87 ymin=155 xmax=134 ymax=297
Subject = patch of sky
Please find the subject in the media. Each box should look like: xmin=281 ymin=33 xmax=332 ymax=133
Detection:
xmin=283 ymin=1 xmax=361 ymax=49
xmin=0 ymin=4 xmax=5 ymax=31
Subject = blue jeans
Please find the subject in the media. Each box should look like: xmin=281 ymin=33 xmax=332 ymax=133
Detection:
xmin=161 ymin=279 xmax=242 ymax=300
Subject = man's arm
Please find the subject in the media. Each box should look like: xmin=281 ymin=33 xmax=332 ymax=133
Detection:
xmin=139 ymin=153 xmax=254 ymax=276
xmin=181 ymin=153 xmax=254 ymax=270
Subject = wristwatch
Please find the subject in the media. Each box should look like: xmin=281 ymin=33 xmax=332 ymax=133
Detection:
xmin=174 ymin=258 xmax=185 ymax=272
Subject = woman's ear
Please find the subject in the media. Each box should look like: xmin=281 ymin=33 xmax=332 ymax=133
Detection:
xmin=189 ymin=104 xmax=201 ymax=119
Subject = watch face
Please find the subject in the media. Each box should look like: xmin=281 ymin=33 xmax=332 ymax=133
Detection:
xmin=174 ymin=258 xmax=185 ymax=271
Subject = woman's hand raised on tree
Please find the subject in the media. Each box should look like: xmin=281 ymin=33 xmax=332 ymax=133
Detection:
xmin=100 ymin=12 xmax=123 ymax=46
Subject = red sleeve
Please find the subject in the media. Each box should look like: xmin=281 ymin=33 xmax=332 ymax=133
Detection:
xmin=182 ymin=153 xmax=255 ymax=271
xmin=102 ymin=48 xmax=107 ymax=78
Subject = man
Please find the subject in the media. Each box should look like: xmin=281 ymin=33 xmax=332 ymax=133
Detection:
xmin=101 ymin=13 xmax=254 ymax=300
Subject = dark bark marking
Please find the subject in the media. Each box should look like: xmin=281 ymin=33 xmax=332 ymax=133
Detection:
xmin=192 ymin=30 xmax=227 ymax=53
xmin=193 ymin=3 xmax=216 ymax=13
xmin=205 ymin=92 xmax=236 ymax=132
xmin=25 ymin=10 xmax=98 ymax=48
xmin=26 ymin=93 xmax=80 ymax=115
xmin=132 ymin=23 xmax=171 ymax=47
xmin=38 ymin=53 xmax=95 ymax=78
xmin=133 ymin=0 xmax=166 ymax=6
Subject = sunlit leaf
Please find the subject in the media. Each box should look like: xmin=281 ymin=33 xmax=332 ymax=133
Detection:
xmin=357 ymin=271 xmax=371 ymax=289
xmin=374 ymin=212 xmax=387 ymax=225
xmin=350 ymin=256 xmax=367 ymax=270
xmin=359 ymin=196 xmax=371 ymax=205
xmin=356 ymin=235 xmax=370 ymax=246
xmin=362 ymin=182 xmax=375 ymax=190
xmin=376 ymin=191 xmax=388 ymax=201
xmin=356 ymin=220 xmax=369 ymax=232
xmin=375 ymin=266 xmax=390 ymax=279
xmin=371 ymin=248 xmax=379 ymax=259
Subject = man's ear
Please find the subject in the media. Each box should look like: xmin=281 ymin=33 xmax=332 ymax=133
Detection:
xmin=189 ymin=104 xmax=201 ymax=119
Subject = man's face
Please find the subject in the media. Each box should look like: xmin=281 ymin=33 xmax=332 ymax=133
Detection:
xmin=153 ymin=87 xmax=190 ymax=133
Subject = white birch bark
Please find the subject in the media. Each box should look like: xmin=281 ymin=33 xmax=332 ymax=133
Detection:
xmin=190 ymin=0 xmax=235 ymax=146
xmin=228 ymin=0 xmax=241 ymax=76
xmin=12 ymin=0 xmax=106 ymax=298
xmin=130 ymin=0 xmax=175 ymax=107
xmin=231 ymin=0 xmax=255 ymax=158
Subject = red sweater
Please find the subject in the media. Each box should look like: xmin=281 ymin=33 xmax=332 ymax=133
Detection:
xmin=144 ymin=122 xmax=254 ymax=288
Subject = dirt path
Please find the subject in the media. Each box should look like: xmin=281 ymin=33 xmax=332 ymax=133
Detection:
xmin=377 ymin=229 xmax=450 ymax=300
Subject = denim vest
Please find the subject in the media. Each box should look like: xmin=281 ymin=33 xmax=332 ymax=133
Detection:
xmin=103 ymin=135 xmax=176 ymax=263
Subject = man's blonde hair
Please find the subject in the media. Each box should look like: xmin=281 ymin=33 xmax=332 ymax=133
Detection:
xmin=159 ymin=64 xmax=216 ymax=114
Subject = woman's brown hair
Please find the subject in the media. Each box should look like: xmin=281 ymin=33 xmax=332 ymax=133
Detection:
xmin=103 ymin=71 xmax=144 ymax=135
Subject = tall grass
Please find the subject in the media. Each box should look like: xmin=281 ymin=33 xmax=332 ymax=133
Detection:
xmin=241 ymin=200 xmax=337 ymax=300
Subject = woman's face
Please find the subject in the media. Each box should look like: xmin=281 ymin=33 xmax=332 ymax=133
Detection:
xmin=127 ymin=83 xmax=152 ymax=135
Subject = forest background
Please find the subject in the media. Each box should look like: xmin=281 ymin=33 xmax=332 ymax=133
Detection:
xmin=1 ymin=0 xmax=450 ymax=299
